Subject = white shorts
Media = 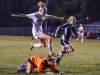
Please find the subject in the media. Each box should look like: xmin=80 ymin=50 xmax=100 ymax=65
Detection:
xmin=32 ymin=29 xmax=43 ymax=40
xmin=78 ymin=31 xmax=84 ymax=37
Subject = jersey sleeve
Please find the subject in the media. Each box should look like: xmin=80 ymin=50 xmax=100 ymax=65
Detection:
xmin=50 ymin=64 xmax=59 ymax=73
xmin=37 ymin=62 xmax=45 ymax=74
xmin=60 ymin=23 xmax=69 ymax=28
xmin=26 ymin=13 xmax=35 ymax=19
xmin=45 ymin=14 xmax=51 ymax=19
xmin=72 ymin=26 xmax=78 ymax=36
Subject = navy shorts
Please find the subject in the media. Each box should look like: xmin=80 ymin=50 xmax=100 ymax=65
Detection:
xmin=28 ymin=58 xmax=34 ymax=64
xmin=60 ymin=39 xmax=70 ymax=47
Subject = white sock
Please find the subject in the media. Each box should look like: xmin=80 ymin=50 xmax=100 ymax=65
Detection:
xmin=59 ymin=51 xmax=63 ymax=58
xmin=76 ymin=38 xmax=79 ymax=41
xmin=33 ymin=43 xmax=42 ymax=47
xmin=48 ymin=44 xmax=53 ymax=55
xmin=81 ymin=38 xmax=84 ymax=43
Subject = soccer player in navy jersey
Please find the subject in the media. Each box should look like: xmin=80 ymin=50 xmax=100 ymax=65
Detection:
xmin=55 ymin=16 xmax=78 ymax=64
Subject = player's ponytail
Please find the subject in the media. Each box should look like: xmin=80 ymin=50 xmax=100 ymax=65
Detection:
xmin=37 ymin=1 xmax=46 ymax=8
xmin=38 ymin=1 xmax=47 ymax=13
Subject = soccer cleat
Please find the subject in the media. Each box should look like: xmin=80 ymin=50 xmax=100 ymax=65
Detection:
xmin=51 ymin=52 xmax=58 ymax=57
xmin=17 ymin=64 xmax=26 ymax=69
xmin=30 ymin=43 xmax=34 ymax=50
xmin=17 ymin=64 xmax=26 ymax=72
xmin=17 ymin=67 xmax=27 ymax=72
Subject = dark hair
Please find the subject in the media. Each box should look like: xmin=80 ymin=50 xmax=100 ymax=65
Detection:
xmin=47 ymin=55 xmax=55 ymax=62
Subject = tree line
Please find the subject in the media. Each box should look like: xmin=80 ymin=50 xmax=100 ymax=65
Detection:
xmin=0 ymin=0 xmax=100 ymax=27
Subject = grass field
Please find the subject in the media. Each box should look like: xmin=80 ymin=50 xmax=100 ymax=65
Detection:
xmin=0 ymin=35 xmax=100 ymax=75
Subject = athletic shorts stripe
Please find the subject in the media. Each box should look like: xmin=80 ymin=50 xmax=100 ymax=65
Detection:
xmin=60 ymin=39 xmax=70 ymax=47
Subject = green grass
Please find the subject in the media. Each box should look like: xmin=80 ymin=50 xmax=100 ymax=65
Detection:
xmin=0 ymin=35 xmax=100 ymax=75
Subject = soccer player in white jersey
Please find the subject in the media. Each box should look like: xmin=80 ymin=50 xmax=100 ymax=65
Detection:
xmin=11 ymin=1 xmax=63 ymax=55
xmin=76 ymin=23 xmax=84 ymax=43
xmin=55 ymin=16 xmax=78 ymax=65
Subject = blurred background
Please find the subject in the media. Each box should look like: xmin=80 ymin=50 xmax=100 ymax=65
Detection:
xmin=0 ymin=0 xmax=100 ymax=38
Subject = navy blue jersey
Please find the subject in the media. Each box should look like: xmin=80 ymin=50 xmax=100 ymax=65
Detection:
xmin=60 ymin=22 xmax=77 ymax=41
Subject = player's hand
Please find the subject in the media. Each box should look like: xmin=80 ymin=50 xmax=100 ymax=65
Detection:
xmin=55 ymin=33 xmax=57 ymax=37
xmin=11 ymin=14 xmax=16 ymax=17
xmin=59 ymin=17 xmax=64 ymax=20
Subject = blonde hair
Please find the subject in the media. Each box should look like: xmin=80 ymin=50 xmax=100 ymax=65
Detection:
xmin=37 ymin=1 xmax=46 ymax=8
xmin=67 ymin=16 xmax=76 ymax=22
xmin=37 ymin=1 xmax=47 ymax=12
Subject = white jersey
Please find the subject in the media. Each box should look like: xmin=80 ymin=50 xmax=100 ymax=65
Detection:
xmin=26 ymin=12 xmax=50 ymax=40
xmin=78 ymin=27 xmax=83 ymax=32
xmin=78 ymin=27 xmax=84 ymax=37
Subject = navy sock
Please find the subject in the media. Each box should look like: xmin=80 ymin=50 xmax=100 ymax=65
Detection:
xmin=61 ymin=49 xmax=69 ymax=54
xmin=56 ymin=57 xmax=61 ymax=64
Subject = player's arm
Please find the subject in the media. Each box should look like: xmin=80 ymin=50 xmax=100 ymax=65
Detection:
xmin=50 ymin=64 xmax=65 ymax=74
xmin=72 ymin=26 xmax=78 ymax=37
xmin=55 ymin=26 xmax=61 ymax=37
xmin=50 ymin=64 xmax=59 ymax=73
xmin=48 ymin=15 xmax=64 ymax=20
xmin=11 ymin=14 xmax=27 ymax=17
xmin=55 ymin=23 xmax=68 ymax=37
xmin=37 ymin=62 xmax=45 ymax=74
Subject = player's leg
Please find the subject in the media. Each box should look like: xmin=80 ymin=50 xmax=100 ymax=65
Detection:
xmin=30 ymin=37 xmax=43 ymax=50
xmin=38 ymin=33 xmax=53 ymax=55
xmin=56 ymin=46 xmax=65 ymax=65
xmin=76 ymin=32 xmax=80 ymax=42
xmin=26 ymin=59 xmax=35 ymax=73
xmin=76 ymin=36 xmax=79 ymax=41
xmin=39 ymin=39 xmax=46 ymax=47
xmin=81 ymin=32 xmax=84 ymax=43
xmin=76 ymin=37 xmax=79 ymax=42
xmin=56 ymin=39 xmax=75 ymax=64
xmin=56 ymin=45 xmax=75 ymax=65
xmin=26 ymin=62 xmax=35 ymax=73
xmin=30 ymin=38 xmax=46 ymax=49
xmin=56 ymin=39 xmax=67 ymax=64
xmin=66 ymin=44 xmax=75 ymax=52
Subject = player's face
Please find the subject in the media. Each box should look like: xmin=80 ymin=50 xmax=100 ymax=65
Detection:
xmin=39 ymin=10 xmax=46 ymax=16
xmin=42 ymin=11 xmax=46 ymax=16
xmin=80 ymin=24 xmax=82 ymax=27
xmin=69 ymin=19 xmax=75 ymax=25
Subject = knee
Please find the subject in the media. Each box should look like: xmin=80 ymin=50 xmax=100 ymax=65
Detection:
xmin=71 ymin=48 xmax=75 ymax=52
xmin=41 ymin=43 xmax=46 ymax=47
xmin=42 ymin=45 xmax=46 ymax=47
xmin=26 ymin=69 xmax=30 ymax=73
xmin=69 ymin=48 xmax=75 ymax=52
xmin=48 ymin=36 xmax=52 ymax=40
xmin=47 ymin=36 xmax=52 ymax=41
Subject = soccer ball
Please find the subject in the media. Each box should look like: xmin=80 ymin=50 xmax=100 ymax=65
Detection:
xmin=46 ymin=72 xmax=54 ymax=74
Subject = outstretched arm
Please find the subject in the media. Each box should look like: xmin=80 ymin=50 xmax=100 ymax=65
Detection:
xmin=49 ymin=15 xmax=64 ymax=20
xmin=55 ymin=26 xmax=61 ymax=37
xmin=50 ymin=64 xmax=65 ymax=74
xmin=73 ymin=26 xmax=78 ymax=37
xmin=11 ymin=14 xmax=27 ymax=17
